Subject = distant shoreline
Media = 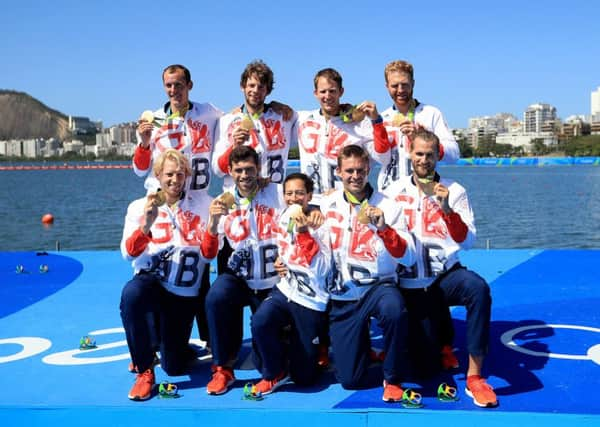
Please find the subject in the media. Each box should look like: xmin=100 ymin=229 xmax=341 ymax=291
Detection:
xmin=0 ymin=156 xmax=598 ymax=171
xmin=0 ymin=163 xmax=131 ymax=171
xmin=454 ymin=156 xmax=599 ymax=166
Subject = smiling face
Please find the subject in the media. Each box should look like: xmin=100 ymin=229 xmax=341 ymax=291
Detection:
xmin=156 ymin=158 xmax=188 ymax=204
xmin=410 ymin=136 xmax=439 ymax=181
xmin=385 ymin=70 xmax=414 ymax=112
xmin=229 ymin=158 xmax=259 ymax=197
xmin=242 ymin=74 xmax=269 ymax=112
xmin=283 ymin=178 xmax=312 ymax=210
xmin=162 ymin=68 xmax=192 ymax=113
xmin=337 ymin=155 xmax=370 ymax=200
xmin=314 ymin=76 xmax=344 ymax=118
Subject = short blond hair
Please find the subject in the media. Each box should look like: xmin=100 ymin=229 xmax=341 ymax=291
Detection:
xmin=153 ymin=149 xmax=191 ymax=177
xmin=384 ymin=60 xmax=414 ymax=83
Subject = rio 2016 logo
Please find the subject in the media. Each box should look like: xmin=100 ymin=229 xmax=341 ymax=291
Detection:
xmin=0 ymin=328 xmax=210 ymax=365
xmin=2 ymin=323 xmax=599 ymax=366
xmin=501 ymin=324 xmax=600 ymax=366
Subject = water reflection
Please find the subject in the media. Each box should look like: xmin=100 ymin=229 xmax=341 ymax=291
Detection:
xmin=1 ymin=164 xmax=599 ymax=250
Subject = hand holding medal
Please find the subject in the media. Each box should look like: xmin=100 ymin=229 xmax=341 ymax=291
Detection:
xmin=417 ymin=174 xmax=436 ymax=196
xmin=233 ymin=115 xmax=254 ymax=145
xmin=239 ymin=115 xmax=254 ymax=131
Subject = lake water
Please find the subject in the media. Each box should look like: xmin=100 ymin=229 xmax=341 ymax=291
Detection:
xmin=1 ymin=164 xmax=599 ymax=251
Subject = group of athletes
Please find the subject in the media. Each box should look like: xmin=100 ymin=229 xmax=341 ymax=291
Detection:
xmin=119 ymin=60 xmax=497 ymax=408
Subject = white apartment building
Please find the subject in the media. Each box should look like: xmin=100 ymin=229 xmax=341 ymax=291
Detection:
xmin=495 ymin=132 xmax=557 ymax=153
xmin=96 ymin=132 xmax=112 ymax=148
xmin=21 ymin=139 xmax=44 ymax=158
xmin=116 ymin=142 xmax=136 ymax=157
xmin=468 ymin=113 xmax=519 ymax=134
xmin=0 ymin=139 xmax=44 ymax=157
xmin=6 ymin=141 xmax=22 ymax=157
xmin=62 ymin=140 xmax=85 ymax=155
xmin=43 ymin=138 xmax=61 ymax=157
xmin=109 ymin=126 xmax=122 ymax=144
xmin=524 ymin=103 xmax=557 ymax=133
xmin=467 ymin=113 xmax=521 ymax=147
xmin=107 ymin=123 xmax=136 ymax=144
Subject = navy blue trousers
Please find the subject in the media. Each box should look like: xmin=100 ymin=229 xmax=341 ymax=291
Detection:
xmin=194 ymin=266 xmax=211 ymax=344
xmin=400 ymin=283 xmax=447 ymax=377
xmin=120 ymin=272 xmax=197 ymax=375
xmin=439 ymin=265 xmax=491 ymax=357
xmin=329 ymin=284 xmax=410 ymax=389
xmin=251 ymin=287 xmax=326 ymax=384
xmin=205 ymin=272 xmax=270 ymax=367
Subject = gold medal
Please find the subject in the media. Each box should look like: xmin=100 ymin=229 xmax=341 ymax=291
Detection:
xmin=152 ymin=190 xmax=166 ymax=207
xmin=219 ymin=192 xmax=235 ymax=209
xmin=239 ymin=115 xmax=254 ymax=131
xmin=417 ymin=174 xmax=435 ymax=184
xmin=140 ymin=110 xmax=154 ymax=123
xmin=392 ymin=113 xmax=406 ymax=127
xmin=287 ymin=204 xmax=303 ymax=221
xmin=357 ymin=204 xmax=370 ymax=224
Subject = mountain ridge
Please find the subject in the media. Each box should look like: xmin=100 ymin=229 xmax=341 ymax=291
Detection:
xmin=0 ymin=90 xmax=71 ymax=140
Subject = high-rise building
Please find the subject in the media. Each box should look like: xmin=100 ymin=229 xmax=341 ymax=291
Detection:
xmin=467 ymin=113 xmax=520 ymax=148
xmin=591 ymin=87 xmax=600 ymax=123
xmin=524 ymin=103 xmax=557 ymax=133
xmin=21 ymin=138 xmax=44 ymax=158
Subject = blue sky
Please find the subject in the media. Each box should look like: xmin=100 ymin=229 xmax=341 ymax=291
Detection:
xmin=2 ymin=1 xmax=599 ymax=129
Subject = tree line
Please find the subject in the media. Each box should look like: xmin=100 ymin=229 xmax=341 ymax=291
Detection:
xmin=458 ymin=134 xmax=600 ymax=158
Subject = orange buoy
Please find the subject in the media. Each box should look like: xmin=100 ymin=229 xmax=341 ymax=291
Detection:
xmin=42 ymin=213 xmax=54 ymax=225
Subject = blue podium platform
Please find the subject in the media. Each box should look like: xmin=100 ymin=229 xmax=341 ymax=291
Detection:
xmin=1 ymin=249 xmax=599 ymax=426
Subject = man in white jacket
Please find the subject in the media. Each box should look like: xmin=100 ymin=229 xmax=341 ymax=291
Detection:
xmin=204 ymin=145 xmax=285 ymax=396
xmin=297 ymin=67 xmax=390 ymax=206
xmin=120 ymin=149 xmax=217 ymax=401
xmin=378 ymin=60 xmax=459 ymax=190
xmin=384 ymin=129 xmax=496 ymax=408
xmin=212 ymin=60 xmax=297 ymax=189
xmin=133 ymin=64 xmax=222 ymax=196
xmin=321 ymin=144 xmax=416 ymax=403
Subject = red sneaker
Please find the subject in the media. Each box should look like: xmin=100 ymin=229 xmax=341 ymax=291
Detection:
xmin=466 ymin=375 xmax=498 ymax=408
xmin=441 ymin=345 xmax=459 ymax=370
xmin=206 ymin=365 xmax=235 ymax=395
xmin=382 ymin=380 xmax=404 ymax=402
xmin=253 ymin=371 xmax=290 ymax=395
xmin=127 ymin=369 xmax=155 ymax=401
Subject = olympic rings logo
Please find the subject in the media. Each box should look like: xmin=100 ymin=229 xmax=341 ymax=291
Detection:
xmin=0 ymin=327 xmax=211 ymax=365
xmin=501 ymin=324 xmax=600 ymax=366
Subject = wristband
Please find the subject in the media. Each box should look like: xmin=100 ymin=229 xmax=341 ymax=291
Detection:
xmin=371 ymin=115 xmax=383 ymax=124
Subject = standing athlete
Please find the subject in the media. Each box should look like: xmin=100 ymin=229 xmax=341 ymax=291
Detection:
xmin=134 ymin=64 xmax=222 ymax=196
xmin=378 ymin=60 xmax=459 ymax=190
xmin=297 ymin=67 xmax=389 ymax=206
xmin=133 ymin=64 xmax=220 ymax=347
xmin=213 ymin=60 xmax=297 ymax=189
